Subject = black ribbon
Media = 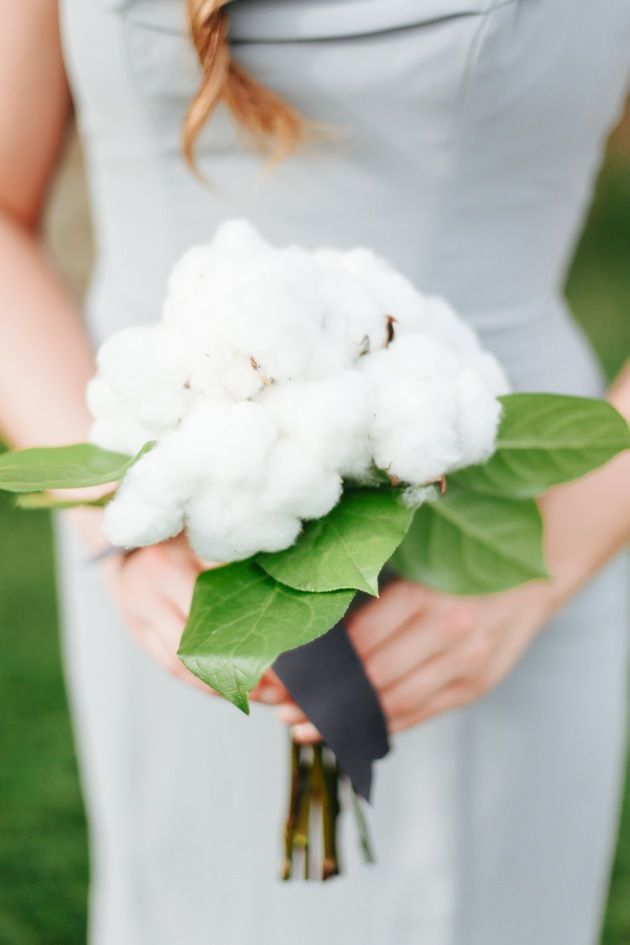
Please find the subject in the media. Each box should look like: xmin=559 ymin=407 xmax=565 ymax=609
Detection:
xmin=273 ymin=597 xmax=390 ymax=802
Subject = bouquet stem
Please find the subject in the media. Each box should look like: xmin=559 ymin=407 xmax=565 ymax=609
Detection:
xmin=281 ymin=735 xmax=373 ymax=880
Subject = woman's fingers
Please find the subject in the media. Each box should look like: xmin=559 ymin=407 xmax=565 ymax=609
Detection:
xmin=291 ymin=721 xmax=321 ymax=744
xmin=159 ymin=563 xmax=199 ymax=619
xmin=132 ymin=612 xmax=214 ymax=694
xmin=160 ymin=533 xmax=206 ymax=574
xmin=360 ymin=600 xmax=471 ymax=691
xmin=109 ymin=540 xmax=304 ymax=704
xmin=276 ymin=702 xmax=307 ymax=725
xmin=251 ymin=670 xmax=290 ymax=704
xmin=378 ymin=652 xmax=462 ymax=724
xmin=289 ymin=658 xmax=469 ymax=742
xmin=388 ymin=679 xmax=476 ymax=733
xmin=277 ymin=600 xmax=475 ymax=732
xmin=346 ymin=580 xmax=432 ymax=658
xmin=133 ymin=543 xmax=200 ymax=618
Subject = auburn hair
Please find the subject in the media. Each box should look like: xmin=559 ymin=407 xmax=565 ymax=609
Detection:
xmin=182 ymin=0 xmax=305 ymax=167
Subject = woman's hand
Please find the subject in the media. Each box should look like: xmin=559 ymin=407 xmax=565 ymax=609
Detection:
xmin=277 ymin=369 xmax=630 ymax=742
xmin=99 ymin=530 xmax=287 ymax=703
xmin=277 ymin=577 xmax=553 ymax=741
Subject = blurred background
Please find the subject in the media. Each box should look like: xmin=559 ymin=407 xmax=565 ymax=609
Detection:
xmin=1 ymin=102 xmax=630 ymax=942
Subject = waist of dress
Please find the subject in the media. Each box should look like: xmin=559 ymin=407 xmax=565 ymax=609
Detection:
xmin=455 ymin=294 xmax=573 ymax=332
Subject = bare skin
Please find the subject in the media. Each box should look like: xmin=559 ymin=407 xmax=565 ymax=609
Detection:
xmin=0 ymin=2 xmax=282 ymax=703
xmin=1 ymin=4 xmax=629 ymax=731
xmin=281 ymin=371 xmax=630 ymax=740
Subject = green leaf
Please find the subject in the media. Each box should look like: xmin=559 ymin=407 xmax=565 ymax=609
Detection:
xmin=452 ymin=393 xmax=630 ymax=499
xmin=390 ymin=488 xmax=548 ymax=595
xmin=178 ymin=561 xmax=355 ymax=712
xmin=0 ymin=443 xmax=136 ymax=492
xmin=258 ymin=489 xmax=414 ymax=595
xmin=14 ymin=491 xmax=115 ymax=510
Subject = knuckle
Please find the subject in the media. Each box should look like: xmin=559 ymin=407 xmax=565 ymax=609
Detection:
xmin=384 ymin=690 xmax=414 ymax=719
xmin=392 ymin=696 xmax=415 ymax=719
xmin=442 ymin=604 xmax=475 ymax=641
xmin=469 ymin=669 xmax=493 ymax=698
xmin=400 ymin=581 xmax=426 ymax=605
xmin=387 ymin=579 xmax=426 ymax=611
xmin=169 ymin=657 xmax=187 ymax=678
xmin=464 ymin=635 xmax=492 ymax=671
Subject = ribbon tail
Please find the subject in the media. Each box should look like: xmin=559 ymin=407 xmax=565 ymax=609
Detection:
xmin=273 ymin=618 xmax=390 ymax=801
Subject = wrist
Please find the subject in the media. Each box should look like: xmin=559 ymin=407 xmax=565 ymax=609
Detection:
xmin=535 ymin=483 xmax=611 ymax=618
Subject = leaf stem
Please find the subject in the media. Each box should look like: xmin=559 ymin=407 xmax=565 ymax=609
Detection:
xmin=350 ymin=783 xmax=375 ymax=865
xmin=319 ymin=747 xmax=341 ymax=879
xmin=281 ymin=737 xmax=301 ymax=880
xmin=294 ymin=747 xmax=313 ymax=879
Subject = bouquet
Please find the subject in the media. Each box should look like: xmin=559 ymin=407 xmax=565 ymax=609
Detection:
xmin=1 ymin=221 xmax=628 ymax=879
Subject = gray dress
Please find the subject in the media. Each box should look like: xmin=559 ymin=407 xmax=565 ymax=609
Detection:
xmin=57 ymin=2 xmax=630 ymax=943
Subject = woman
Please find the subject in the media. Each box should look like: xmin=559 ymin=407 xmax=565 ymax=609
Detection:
xmin=1 ymin=1 xmax=629 ymax=943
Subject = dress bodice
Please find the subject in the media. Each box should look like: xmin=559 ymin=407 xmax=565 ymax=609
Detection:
xmin=59 ymin=0 xmax=630 ymax=387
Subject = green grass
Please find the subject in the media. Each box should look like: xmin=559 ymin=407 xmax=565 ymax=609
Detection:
xmin=568 ymin=157 xmax=630 ymax=379
xmin=569 ymin=157 xmax=630 ymax=945
xmin=0 ymin=499 xmax=88 ymax=944
xmin=0 ymin=159 xmax=629 ymax=943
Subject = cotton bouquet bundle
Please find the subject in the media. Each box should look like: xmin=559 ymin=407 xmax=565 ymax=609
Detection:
xmin=1 ymin=221 xmax=628 ymax=879
xmin=87 ymin=220 xmax=508 ymax=561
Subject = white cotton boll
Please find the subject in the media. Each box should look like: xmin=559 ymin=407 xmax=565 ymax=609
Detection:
xmin=86 ymin=376 xmax=120 ymax=419
xmin=238 ymin=245 xmax=324 ymax=325
xmin=103 ymin=491 xmax=184 ymax=549
xmin=368 ymin=373 xmax=462 ymax=484
xmin=318 ymin=270 xmax=389 ymax=365
xmin=260 ymin=370 xmax=372 ymax=479
xmin=172 ymin=398 xmax=232 ymax=474
xmin=421 ymin=296 xmax=482 ymax=357
xmin=216 ymin=353 xmax=266 ymax=400
xmin=129 ymin=387 xmax=193 ymax=432
xmin=163 ymin=244 xmax=215 ymax=313
xmin=88 ymin=372 xmax=192 ymax=438
xmin=186 ymin=486 xmax=300 ymax=562
xmin=102 ymin=435 xmax=200 ymax=548
xmin=313 ymin=248 xmax=345 ymax=270
xmin=178 ymin=399 xmax=277 ymax=487
xmin=233 ymin=279 xmax=316 ymax=383
xmin=245 ymin=246 xmax=322 ymax=303
xmin=211 ymin=401 xmax=278 ymax=484
xmin=162 ymin=222 xmax=270 ymax=330
xmin=470 ymin=350 xmax=511 ymax=396
xmin=365 ymin=272 xmax=429 ymax=334
xmin=230 ymin=249 xmax=326 ymax=383
xmin=163 ymin=251 xmax=240 ymax=335
xmin=361 ymin=334 xmax=461 ymax=385
xmin=453 ymin=370 xmax=503 ymax=468
xmin=334 ymin=247 xmax=394 ymax=279
xmin=210 ymin=219 xmax=272 ymax=259
xmin=119 ymin=435 xmax=198 ymax=506
xmin=188 ymin=338 xmax=264 ymax=400
xmin=90 ymin=416 xmax=153 ymax=457
xmin=96 ymin=325 xmax=189 ymax=398
xmin=325 ymin=249 xmax=429 ymax=333
xmin=261 ymin=438 xmax=342 ymax=520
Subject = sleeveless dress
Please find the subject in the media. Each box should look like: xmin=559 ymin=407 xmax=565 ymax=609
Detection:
xmin=56 ymin=2 xmax=630 ymax=943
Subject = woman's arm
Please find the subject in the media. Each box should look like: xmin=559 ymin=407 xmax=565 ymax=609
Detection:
xmin=0 ymin=1 xmax=93 ymax=449
xmin=281 ymin=363 xmax=630 ymax=740
xmin=0 ymin=3 xmax=287 ymax=703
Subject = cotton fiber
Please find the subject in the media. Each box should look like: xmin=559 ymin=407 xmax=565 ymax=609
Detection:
xmin=90 ymin=220 xmax=509 ymax=559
